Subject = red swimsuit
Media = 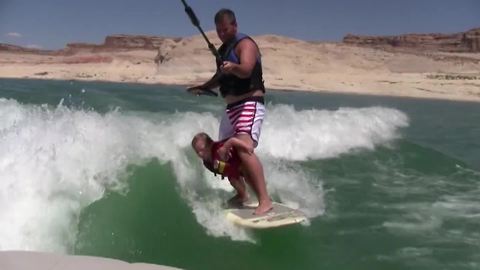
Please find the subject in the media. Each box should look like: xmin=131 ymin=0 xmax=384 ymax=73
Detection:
xmin=203 ymin=141 xmax=242 ymax=179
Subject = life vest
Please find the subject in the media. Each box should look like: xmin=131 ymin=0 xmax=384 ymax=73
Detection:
xmin=217 ymin=33 xmax=265 ymax=97
xmin=203 ymin=141 xmax=242 ymax=179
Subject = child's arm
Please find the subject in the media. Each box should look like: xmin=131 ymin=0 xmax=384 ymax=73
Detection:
xmin=228 ymin=137 xmax=254 ymax=154
xmin=218 ymin=137 xmax=253 ymax=160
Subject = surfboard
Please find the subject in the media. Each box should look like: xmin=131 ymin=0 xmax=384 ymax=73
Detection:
xmin=225 ymin=202 xmax=307 ymax=229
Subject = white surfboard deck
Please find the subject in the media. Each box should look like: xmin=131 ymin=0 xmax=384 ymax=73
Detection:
xmin=225 ymin=202 xmax=307 ymax=229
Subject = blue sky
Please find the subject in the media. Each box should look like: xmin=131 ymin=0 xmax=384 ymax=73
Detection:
xmin=1 ymin=0 xmax=479 ymax=49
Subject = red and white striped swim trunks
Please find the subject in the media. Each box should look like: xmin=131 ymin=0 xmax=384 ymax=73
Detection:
xmin=219 ymin=96 xmax=265 ymax=147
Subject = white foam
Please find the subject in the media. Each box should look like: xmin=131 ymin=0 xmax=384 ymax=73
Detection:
xmin=0 ymin=98 xmax=408 ymax=251
xmin=0 ymin=98 xmax=214 ymax=252
xmin=259 ymin=105 xmax=408 ymax=160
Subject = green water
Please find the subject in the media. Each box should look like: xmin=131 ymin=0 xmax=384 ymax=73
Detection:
xmin=1 ymin=78 xmax=479 ymax=270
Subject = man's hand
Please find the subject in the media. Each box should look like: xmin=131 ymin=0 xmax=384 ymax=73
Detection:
xmin=217 ymin=145 xmax=232 ymax=161
xmin=220 ymin=61 xmax=237 ymax=74
xmin=186 ymin=85 xmax=218 ymax=96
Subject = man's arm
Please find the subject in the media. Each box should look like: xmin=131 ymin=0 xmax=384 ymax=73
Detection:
xmin=220 ymin=39 xmax=258 ymax=79
xmin=187 ymin=71 xmax=222 ymax=96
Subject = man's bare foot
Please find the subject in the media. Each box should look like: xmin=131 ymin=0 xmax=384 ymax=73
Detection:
xmin=254 ymin=201 xmax=273 ymax=215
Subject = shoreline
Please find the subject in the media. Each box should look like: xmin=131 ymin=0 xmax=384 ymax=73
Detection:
xmin=1 ymin=33 xmax=479 ymax=103
xmin=2 ymin=75 xmax=480 ymax=104
xmin=1 ymin=76 xmax=479 ymax=104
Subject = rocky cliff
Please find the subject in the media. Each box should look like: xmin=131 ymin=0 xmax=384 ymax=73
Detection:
xmin=343 ymin=28 xmax=480 ymax=52
xmin=3 ymin=28 xmax=479 ymax=55
xmin=0 ymin=43 xmax=55 ymax=54
xmin=66 ymin=34 xmax=182 ymax=52
xmin=0 ymin=35 xmax=182 ymax=54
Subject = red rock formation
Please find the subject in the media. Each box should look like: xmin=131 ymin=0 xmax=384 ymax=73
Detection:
xmin=464 ymin=28 xmax=480 ymax=52
xmin=1 ymin=34 xmax=184 ymax=61
xmin=104 ymin=35 xmax=167 ymax=49
xmin=62 ymin=55 xmax=113 ymax=64
xmin=65 ymin=43 xmax=104 ymax=50
xmin=343 ymin=28 xmax=480 ymax=52
xmin=0 ymin=43 xmax=54 ymax=54
xmin=65 ymin=35 xmax=183 ymax=52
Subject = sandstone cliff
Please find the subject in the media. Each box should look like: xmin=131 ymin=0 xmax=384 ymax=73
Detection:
xmin=0 ymin=34 xmax=183 ymax=55
xmin=343 ymin=28 xmax=480 ymax=53
xmin=1 ymin=30 xmax=479 ymax=102
xmin=65 ymin=35 xmax=182 ymax=52
xmin=0 ymin=43 xmax=55 ymax=54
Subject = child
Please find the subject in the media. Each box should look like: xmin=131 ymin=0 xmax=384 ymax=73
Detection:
xmin=191 ymin=132 xmax=254 ymax=206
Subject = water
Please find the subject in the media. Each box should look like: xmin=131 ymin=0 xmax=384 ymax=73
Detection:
xmin=0 ymin=78 xmax=479 ymax=270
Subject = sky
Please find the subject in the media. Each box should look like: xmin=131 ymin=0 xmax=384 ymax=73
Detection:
xmin=0 ymin=0 xmax=479 ymax=49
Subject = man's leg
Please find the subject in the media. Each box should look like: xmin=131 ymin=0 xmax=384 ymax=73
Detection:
xmin=235 ymin=133 xmax=272 ymax=215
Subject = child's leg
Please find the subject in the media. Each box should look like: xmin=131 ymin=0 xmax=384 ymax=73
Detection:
xmin=227 ymin=176 xmax=248 ymax=204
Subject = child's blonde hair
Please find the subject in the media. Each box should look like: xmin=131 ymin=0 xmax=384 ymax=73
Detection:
xmin=191 ymin=132 xmax=213 ymax=149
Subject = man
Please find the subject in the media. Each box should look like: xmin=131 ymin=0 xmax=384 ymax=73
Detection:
xmin=187 ymin=8 xmax=272 ymax=215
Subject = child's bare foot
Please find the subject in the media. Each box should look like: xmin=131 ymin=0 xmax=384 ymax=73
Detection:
xmin=227 ymin=194 xmax=248 ymax=207
xmin=254 ymin=201 xmax=273 ymax=215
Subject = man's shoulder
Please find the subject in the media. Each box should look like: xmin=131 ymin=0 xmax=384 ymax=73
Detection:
xmin=236 ymin=37 xmax=258 ymax=51
xmin=237 ymin=36 xmax=255 ymax=44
